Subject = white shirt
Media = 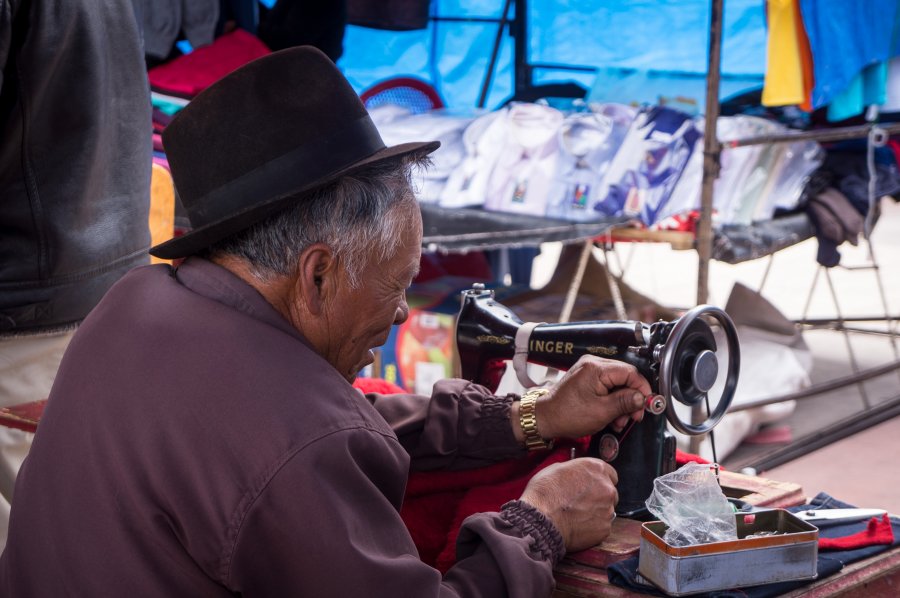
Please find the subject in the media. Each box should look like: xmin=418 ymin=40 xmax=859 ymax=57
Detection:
xmin=482 ymin=103 xmax=565 ymax=216
xmin=546 ymin=103 xmax=637 ymax=221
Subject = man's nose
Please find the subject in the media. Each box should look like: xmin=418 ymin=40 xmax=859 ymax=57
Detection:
xmin=394 ymin=296 xmax=410 ymax=325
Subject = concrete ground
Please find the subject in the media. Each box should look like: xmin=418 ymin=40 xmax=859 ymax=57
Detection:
xmin=530 ymin=198 xmax=900 ymax=512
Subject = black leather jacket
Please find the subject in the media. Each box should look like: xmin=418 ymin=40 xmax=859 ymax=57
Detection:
xmin=0 ymin=0 xmax=151 ymax=334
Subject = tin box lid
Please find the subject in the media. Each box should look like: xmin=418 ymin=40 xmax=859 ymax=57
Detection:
xmin=640 ymin=509 xmax=819 ymax=557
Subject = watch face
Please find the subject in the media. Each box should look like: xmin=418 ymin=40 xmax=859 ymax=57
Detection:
xmin=598 ymin=433 xmax=619 ymax=462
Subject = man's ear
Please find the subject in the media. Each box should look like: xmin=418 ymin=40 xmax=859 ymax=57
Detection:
xmin=296 ymin=243 xmax=337 ymax=316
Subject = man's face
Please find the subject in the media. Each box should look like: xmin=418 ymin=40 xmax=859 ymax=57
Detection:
xmin=324 ymin=208 xmax=423 ymax=382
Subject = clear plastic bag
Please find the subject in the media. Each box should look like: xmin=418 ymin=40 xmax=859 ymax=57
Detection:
xmin=645 ymin=462 xmax=738 ymax=547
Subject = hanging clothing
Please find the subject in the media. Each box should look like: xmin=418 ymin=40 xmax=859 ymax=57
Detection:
xmin=807 ymin=187 xmax=864 ymax=267
xmin=799 ymin=0 xmax=900 ymax=110
xmin=826 ymin=61 xmax=889 ymax=122
xmin=132 ymin=0 xmax=220 ymax=60
xmin=882 ymin=56 xmax=900 ymax=112
xmin=761 ymin=0 xmax=814 ymax=111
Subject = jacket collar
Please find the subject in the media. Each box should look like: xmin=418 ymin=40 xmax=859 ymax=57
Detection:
xmin=172 ymin=256 xmax=313 ymax=350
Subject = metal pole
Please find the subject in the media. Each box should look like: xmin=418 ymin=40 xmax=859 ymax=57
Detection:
xmin=691 ymin=0 xmax=724 ymax=456
xmin=722 ymin=122 xmax=900 ymax=148
xmin=696 ymin=0 xmax=724 ymax=307
xmin=476 ymin=0 xmax=514 ymax=108
xmin=728 ymin=359 xmax=900 ymax=413
xmin=511 ymin=0 xmax=531 ymax=98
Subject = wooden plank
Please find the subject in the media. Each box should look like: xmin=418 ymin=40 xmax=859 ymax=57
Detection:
xmin=563 ymin=518 xmax=643 ymax=569
xmin=554 ymin=519 xmax=642 ymax=596
xmin=719 ymin=469 xmax=806 ymax=507
xmin=553 ymin=561 xmax=635 ymax=597
xmin=600 ymin=227 xmax=695 ymax=250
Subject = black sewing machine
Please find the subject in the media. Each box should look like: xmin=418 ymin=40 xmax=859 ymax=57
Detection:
xmin=456 ymin=283 xmax=740 ymax=517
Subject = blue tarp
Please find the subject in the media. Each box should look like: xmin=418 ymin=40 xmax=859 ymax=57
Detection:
xmin=338 ymin=0 xmax=768 ymax=112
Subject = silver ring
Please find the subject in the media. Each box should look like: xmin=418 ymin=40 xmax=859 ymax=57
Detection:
xmin=611 ymin=512 xmax=617 ymax=522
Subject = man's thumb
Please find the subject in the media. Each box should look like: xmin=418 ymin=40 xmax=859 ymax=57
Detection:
xmin=613 ymin=390 xmax=645 ymax=416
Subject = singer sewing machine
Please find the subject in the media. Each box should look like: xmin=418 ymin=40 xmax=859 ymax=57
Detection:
xmin=456 ymin=283 xmax=740 ymax=517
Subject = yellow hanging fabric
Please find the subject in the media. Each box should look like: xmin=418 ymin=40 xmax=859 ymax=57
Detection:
xmin=762 ymin=0 xmax=814 ymax=111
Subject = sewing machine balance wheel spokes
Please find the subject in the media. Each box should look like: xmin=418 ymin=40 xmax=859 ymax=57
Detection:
xmin=657 ymin=305 xmax=741 ymax=436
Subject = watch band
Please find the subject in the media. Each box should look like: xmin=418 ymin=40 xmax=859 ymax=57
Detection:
xmin=519 ymin=388 xmax=553 ymax=451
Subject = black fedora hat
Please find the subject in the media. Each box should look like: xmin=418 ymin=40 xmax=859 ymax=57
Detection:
xmin=150 ymin=46 xmax=439 ymax=259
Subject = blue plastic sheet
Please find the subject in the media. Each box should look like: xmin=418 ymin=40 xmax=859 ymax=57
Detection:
xmin=338 ymin=0 xmax=767 ymax=111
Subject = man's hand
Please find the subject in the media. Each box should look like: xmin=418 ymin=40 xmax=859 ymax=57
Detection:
xmin=520 ymin=458 xmax=619 ymax=551
xmin=530 ymin=355 xmax=652 ymax=439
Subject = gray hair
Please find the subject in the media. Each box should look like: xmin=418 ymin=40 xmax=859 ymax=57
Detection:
xmin=201 ymin=154 xmax=429 ymax=288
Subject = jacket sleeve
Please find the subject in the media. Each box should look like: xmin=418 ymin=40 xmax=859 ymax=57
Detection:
xmin=226 ymin=429 xmax=562 ymax=597
xmin=367 ymin=378 xmax=527 ymax=471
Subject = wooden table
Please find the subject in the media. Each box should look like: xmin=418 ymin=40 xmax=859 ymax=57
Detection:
xmin=552 ymin=470 xmax=900 ymax=597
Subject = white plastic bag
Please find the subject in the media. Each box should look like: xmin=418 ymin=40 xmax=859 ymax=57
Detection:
xmin=645 ymin=462 xmax=738 ymax=547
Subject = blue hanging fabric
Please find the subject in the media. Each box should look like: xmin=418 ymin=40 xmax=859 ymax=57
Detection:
xmin=799 ymin=0 xmax=900 ymax=111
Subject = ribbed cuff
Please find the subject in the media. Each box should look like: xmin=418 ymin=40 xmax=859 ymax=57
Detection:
xmin=500 ymin=499 xmax=566 ymax=565
xmin=478 ymin=392 xmax=519 ymax=448
xmin=481 ymin=393 xmax=511 ymax=422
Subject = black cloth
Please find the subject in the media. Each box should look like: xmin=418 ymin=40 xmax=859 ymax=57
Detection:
xmin=808 ymin=148 xmax=900 ymax=217
xmin=798 ymin=146 xmax=900 ymax=267
xmin=712 ymin=213 xmax=815 ymax=265
xmin=608 ymin=492 xmax=900 ymax=597
xmin=218 ymin=0 xmax=259 ymax=35
xmin=806 ymin=187 xmax=864 ymax=267
xmin=258 ymin=0 xmax=347 ymax=60
xmin=0 ymin=0 xmax=152 ymax=334
xmin=347 ymin=0 xmax=430 ymax=31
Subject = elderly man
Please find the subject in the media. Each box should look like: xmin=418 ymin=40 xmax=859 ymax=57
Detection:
xmin=1 ymin=47 xmax=650 ymax=596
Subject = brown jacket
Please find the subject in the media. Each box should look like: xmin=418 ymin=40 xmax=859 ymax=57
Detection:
xmin=1 ymin=258 xmax=563 ymax=596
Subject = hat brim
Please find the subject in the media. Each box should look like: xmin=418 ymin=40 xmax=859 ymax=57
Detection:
xmin=149 ymin=140 xmax=439 ymax=260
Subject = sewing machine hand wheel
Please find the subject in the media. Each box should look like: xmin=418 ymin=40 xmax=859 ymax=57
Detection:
xmin=658 ymin=305 xmax=740 ymax=435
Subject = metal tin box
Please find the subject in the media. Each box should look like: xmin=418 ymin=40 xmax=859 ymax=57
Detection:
xmin=637 ymin=509 xmax=819 ymax=596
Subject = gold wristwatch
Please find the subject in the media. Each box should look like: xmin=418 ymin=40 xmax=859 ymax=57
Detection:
xmin=519 ymin=388 xmax=553 ymax=451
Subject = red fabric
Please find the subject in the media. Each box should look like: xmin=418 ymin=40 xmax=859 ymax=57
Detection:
xmin=414 ymin=253 xmax=493 ymax=284
xmin=818 ymin=514 xmax=895 ymax=550
xmin=352 ymin=377 xmax=407 ymax=395
xmin=0 ymin=399 xmax=47 ymax=433
xmin=353 ymin=379 xmax=729 ymax=570
xmin=675 ymin=449 xmax=710 ymax=465
xmin=352 ymin=377 xmax=588 ymax=572
xmin=403 ymin=438 xmax=589 ymax=572
xmin=148 ymin=29 xmax=271 ymax=98
xmin=888 ymin=140 xmax=900 ymax=170
xmin=654 ymin=209 xmax=701 ymax=233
